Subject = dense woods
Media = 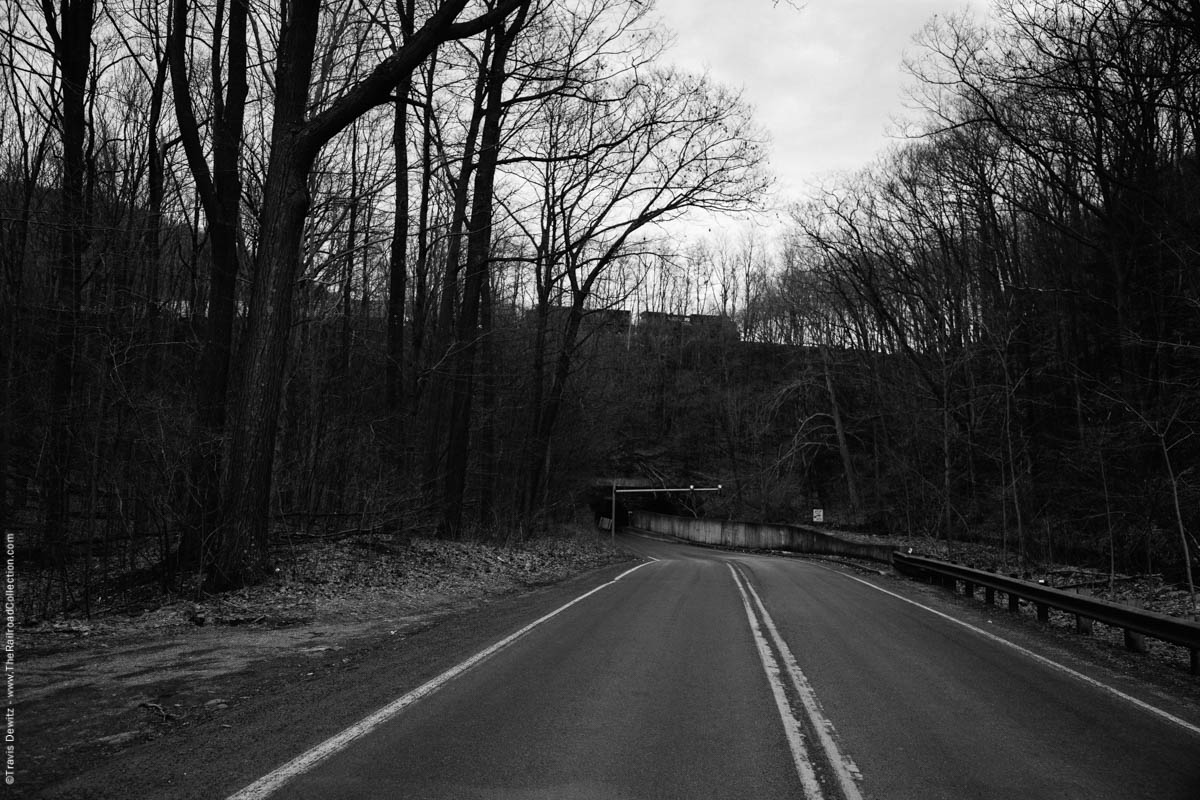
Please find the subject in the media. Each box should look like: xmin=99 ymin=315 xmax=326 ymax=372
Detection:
xmin=2 ymin=0 xmax=1198 ymax=616
xmin=779 ymin=0 xmax=1200 ymax=600
xmin=0 ymin=0 xmax=768 ymax=611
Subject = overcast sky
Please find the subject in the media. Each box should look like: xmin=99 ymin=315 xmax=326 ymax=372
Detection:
xmin=652 ymin=0 xmax=979 ymax=221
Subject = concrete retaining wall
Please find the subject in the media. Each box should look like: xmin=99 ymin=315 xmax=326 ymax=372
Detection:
xmin=629 ymin=511 xmax=895 ymax=564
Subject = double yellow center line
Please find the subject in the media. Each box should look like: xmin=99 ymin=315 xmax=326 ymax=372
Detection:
xmin=728 ymin=563 xmax=864 ymax=800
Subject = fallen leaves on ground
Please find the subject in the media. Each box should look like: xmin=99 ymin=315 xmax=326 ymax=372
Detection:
xmin=22 ymin=524 xmax=627 ymax=644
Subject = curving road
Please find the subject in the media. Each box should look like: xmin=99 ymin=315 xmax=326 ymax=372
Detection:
xmin=230 ymin=534 xmax=1200 ymax=800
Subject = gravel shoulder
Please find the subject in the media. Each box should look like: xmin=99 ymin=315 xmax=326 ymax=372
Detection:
xmin=21 ymin=528 xmax=632 ymax=799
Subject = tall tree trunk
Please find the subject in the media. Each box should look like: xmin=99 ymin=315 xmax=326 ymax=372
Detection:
xmin=821 ymin=345 xmax=860 ymax=520
xmin=524 ymin=297 xmax=584 ymax=516
xmin=212 ymin=0 xmax=523 ymax=582
xmin=212 ymin=0 xmax=321 ymax=589
xmin=387 ymin=0 xmax=416 ymax=435
xmin=440 ymin=6 xmax=528 ymax=536
xmin=333 ymin=130 xmax=360 ymax=511
xmin=1160 ymin=434 xmax=1197 ymax=619
xmin=341 ymin=130 xmax=358 ymax=382
xmin=411 ymin=55 xmax=437 ymax=406
xmin=942 ymin=371 xmax=954 ymax=557
xmin=140 ymin=39 xmax=168 ymax=379
xmin=477 ymin=263 xmax=497 ymax=526
xmin=387 ymin=89 xmax=410 ymax=428
xmin=217 ymin=147 xmax=314 ymax=587
xmin=44 ymin=0 xmax=95 ymax=561
xmin=169 ymin=0 xmax=249 ymax=576
xmin=522 ymin=295 xmax=550 ymax=516
xmin=0 ymin=138 xmax=46 ymax=543
xmin=422 ymin=33 xmax=491 ymax=501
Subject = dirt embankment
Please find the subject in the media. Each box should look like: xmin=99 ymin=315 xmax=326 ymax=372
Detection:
xmin=20 ymin=528 xmax=628 ymax=797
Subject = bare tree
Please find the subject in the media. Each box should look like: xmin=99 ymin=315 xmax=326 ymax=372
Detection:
xmin=503 ymin=65 xmax=770 ymax=514
xmin=35 ymin=0 xmax=97 ymax=567
xmin=0 ymin=5 xmax=54 ymax=543
xmin=167 ymin=0 xmax=251 ymax=574
xmin=214 ymin=0 xmax=526 ymax=586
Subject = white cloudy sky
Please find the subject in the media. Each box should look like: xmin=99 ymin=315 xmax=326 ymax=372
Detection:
xmin=652 ymin=0 xmax=980 ymax=216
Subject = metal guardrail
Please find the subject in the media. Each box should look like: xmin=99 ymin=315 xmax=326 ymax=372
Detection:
xmin=893 ymin=552 xmax=1200 ymax=675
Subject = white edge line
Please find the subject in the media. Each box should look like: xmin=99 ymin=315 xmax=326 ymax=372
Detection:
xmin=226 ymin=559 xmax=658 ymax=800
xmin=727 ymin=564 xmax=825 ymax=799
xmin=736 ymin=566 xmax=865 ymax=800
xmin=834 ymin=568 xmax=1200 ymax=740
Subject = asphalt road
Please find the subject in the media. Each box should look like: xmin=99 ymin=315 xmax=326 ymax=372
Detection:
xmin=230 ymin=534 xmax=1200 ymax=800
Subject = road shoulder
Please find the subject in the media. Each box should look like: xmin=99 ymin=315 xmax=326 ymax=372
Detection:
xmin=31 ymin=551 xmax=638 ymax=800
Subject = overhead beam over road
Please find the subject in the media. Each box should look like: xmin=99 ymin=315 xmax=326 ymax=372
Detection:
xmin=607 ymin=483 xmax=723 ymax=542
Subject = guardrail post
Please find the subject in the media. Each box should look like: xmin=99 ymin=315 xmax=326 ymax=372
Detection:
xmin=893 ymin=552 xmax=1200 ymax=668
xmin=1124 ymin=629 xmax=1148 ymax=653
